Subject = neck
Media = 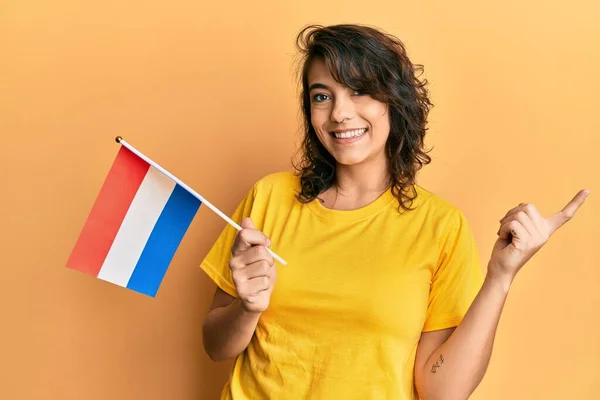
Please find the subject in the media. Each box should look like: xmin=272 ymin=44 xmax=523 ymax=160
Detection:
xmin=320 ymin=157 xmax=391 ymax=210
xmin=335 ymin=162 xmax=390 ymax=195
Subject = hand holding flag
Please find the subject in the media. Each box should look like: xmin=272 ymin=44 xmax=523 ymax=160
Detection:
xmin=229 ymin=218 xmax=277 ymax=313
xmin=66 ymin=137 xmax=287 ymax=297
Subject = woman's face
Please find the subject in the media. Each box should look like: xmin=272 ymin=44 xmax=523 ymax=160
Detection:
xmin=307 ymin=58 xmax=390 ymax=168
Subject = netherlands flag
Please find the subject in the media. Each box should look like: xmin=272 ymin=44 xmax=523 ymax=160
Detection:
xmin=66 ymin=141 xmax=201 ymax=297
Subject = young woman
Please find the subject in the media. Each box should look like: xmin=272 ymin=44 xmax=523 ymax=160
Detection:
xmin=200 ymin=24 xmax=589 ymax=399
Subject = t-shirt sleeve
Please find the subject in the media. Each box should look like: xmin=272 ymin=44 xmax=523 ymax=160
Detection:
xmin=199 ymin=185 xmax=257 ymax=298
xmin=422 ymin=209 xmax=485 ymax=332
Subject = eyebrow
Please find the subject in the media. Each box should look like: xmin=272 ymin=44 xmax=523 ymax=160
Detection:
xmin=308 ymin=83 xmax=330 ymax=91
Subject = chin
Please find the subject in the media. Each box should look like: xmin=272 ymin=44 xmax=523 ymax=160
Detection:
xmin=331 ymin=152 xmax=370 ymax=166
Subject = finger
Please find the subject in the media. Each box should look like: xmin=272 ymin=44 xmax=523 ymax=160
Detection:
xmin=243 ymin=260 xmax=272 ymax=280
xmin=498 ymin=210 xmax=537 ymax=238
xmin=230 ymin=246 xmax=274 ymax=270
xmin=499 ymin=203 xmax=526 ymax=223
xmin=244 ymin=276 xmax=271 ymax=299
xmin=500 ymin=202 xmax=545 ymax=226
xmin=545 ymin=189 xmax=591 ymax=233
xmin=519 ymin=203 xmax=546 ymax=237
xmin=498 ymin=220 xmax=528 ymax=243
xmin=232 ymin=218 xmax=271 ymax=255
xmin=241 ymin=217 xmax=256 ymax=230
xmin=232 ymin=260 xmax=270 ymax=289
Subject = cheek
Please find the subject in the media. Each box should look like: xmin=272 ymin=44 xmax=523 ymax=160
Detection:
xmin=373 ymin=105 xmax=390 ymax=131
xmin=310 ymin=108 xmax=330 ymax=133
xmin=358 ymin=101 xmax=388 ymax=128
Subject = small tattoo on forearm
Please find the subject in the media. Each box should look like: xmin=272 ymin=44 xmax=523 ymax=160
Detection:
xmin=431 ymin=354 xmax=444 ymax=373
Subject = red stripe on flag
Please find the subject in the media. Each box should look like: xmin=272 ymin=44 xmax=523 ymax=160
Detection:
xmin=67 ymin=146 xmax=150 ymax=276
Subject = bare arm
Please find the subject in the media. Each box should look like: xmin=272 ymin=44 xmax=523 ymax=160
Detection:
xmin=202 ymin=287 xmax=261 ymax=362
xmin=414 ymin=272 xmax=510 ymax=400
xmin=414 ymin=190 xmax=589 ymax=400
xmin=201 ymin=217 xmax=277 ymax=362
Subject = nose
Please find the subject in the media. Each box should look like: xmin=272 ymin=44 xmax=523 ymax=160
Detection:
xmin=330 ymin=95 xmax=355 ymax=123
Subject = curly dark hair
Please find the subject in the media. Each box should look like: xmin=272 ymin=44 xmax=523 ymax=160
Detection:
xmin=292 ymin=24 xmax=433 ymax=212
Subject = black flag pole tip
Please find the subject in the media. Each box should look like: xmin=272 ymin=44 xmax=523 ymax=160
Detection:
xmin=115 ymin=136 xmax=123 ymax=143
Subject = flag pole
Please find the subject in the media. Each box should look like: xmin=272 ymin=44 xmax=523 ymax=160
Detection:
xmin=115 ymin=136 xmax=287 ymax=266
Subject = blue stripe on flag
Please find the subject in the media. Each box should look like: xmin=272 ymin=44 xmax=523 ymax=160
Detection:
xmin=126 ymin=184 xmax=201 ymax=297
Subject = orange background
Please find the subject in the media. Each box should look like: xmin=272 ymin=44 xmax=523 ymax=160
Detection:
xmin=2 ymin=1 xmax=598 ymax=399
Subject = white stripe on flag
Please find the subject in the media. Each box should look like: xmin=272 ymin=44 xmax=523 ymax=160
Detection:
xmin=97 ymin=167 xmax=176 ymax=287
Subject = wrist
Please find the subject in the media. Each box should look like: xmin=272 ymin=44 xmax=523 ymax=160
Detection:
xmin=485 ymin=265 xmax=514 ymax=293
xmin=233 ymin=298 xmax=263 ymax=319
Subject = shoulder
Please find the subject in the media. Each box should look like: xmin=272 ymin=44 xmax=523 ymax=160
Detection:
xmin=412 ymin=187 xmax=479 ymax=261
xmin=413 ymin=185 xmax=460 ymax=213
xmin=248 ymin=170 xmax=300 ymax=203
xmin=254 ymin=170 xmax=299 ymax=189
xmin=412 ymin=185 xmax=470 ymax=230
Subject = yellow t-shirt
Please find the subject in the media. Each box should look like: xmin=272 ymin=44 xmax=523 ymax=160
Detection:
xmin=200 ymin=171 xmax=484 ymax=400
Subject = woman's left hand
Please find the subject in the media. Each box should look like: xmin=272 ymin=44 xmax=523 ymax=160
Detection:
xmin=488 ymin=189 xmax=590 ymax=283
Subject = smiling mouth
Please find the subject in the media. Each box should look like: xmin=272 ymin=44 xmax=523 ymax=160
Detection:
xmin=330 ymin=128 xmax=368 ymax=139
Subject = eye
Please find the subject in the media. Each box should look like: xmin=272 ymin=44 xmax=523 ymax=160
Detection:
xmin=352 ymin=89 xmax=366 ymax=96
xmin=312 ymin=93 xmax=330 ymax=103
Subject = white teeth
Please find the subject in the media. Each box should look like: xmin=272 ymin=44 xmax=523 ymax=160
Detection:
xmin=333 ymin=128 xmax=367 ymax=139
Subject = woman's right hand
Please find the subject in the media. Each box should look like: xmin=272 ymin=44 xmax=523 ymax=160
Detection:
xmin=229 ymin=217 xmax=277 ymax=314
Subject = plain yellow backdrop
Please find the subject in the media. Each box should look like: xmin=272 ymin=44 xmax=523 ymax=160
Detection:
xmin=2 ymin=1 xmax=598 ymax=399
